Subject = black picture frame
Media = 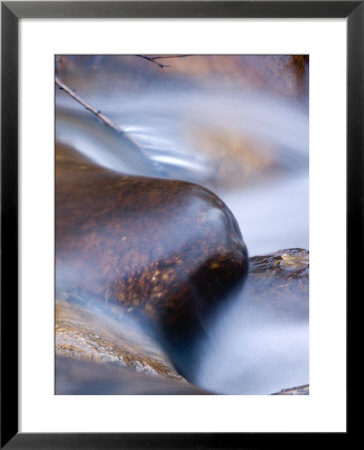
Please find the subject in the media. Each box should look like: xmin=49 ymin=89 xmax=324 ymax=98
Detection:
xmin=1 ymin=1 xmax=356 ymax=448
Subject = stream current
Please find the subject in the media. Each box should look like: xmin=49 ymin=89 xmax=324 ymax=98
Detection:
xmin=56 ymin=63 xmax=309 ymax=394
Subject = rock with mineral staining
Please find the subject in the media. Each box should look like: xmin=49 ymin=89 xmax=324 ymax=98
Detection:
xmin=56 ymin=356 xmax=212 ymax=395
xmin=249 ymin=248 xmax=309 ymax=279
xmin=245 ymin=248 xmax=309 ymax=318
xmin=56 ymin=299 xmax=183 ymax=380
xmin=56 ymin=144 xmax=248 ymax=375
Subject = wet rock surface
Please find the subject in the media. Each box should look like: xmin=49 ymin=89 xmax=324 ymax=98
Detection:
xmin=245 ymin=248 xmax=309 ymax=318
xmin=56 ymin=299 xmax=182 ymax=379
xmin=56 ymin=248 xmax=308 ymax=394
xmin=249 ymin=248 xmax=309 ymax=278
xmin=56 ymin=143 xmax=248 ymax=374
xmin=56 ymin=356 xmax=211 ymax=395
xmin=272 ymin=384 xmax=309 ymax=395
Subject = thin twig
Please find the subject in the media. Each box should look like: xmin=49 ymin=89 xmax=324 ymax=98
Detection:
xmin=135 ymin=55 xmax=168 ymax=68
xmin=55 ymin=55 xmax=194 ymax=150
xmin=151 ymin=55 xmax=193 ymax=61
xmin=55 ymin=76 xmax=123 ymax=134
xmin=136 ymin=54 xmax=193 ymax=69
xmin=55 ymin=76 xmax=148 ymax=158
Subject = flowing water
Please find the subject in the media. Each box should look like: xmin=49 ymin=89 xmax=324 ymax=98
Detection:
xmin=56 ymin=56 xmax=309 ymax=394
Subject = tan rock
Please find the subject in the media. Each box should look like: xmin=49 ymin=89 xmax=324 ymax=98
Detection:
xmin=56 ymin=299 xmax=182 ymax=380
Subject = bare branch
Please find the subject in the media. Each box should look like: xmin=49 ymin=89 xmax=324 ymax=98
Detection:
xmin=135 ymin=55 xmax=168 ymax=69
xmin=55 ymin=76 xmax=123 ymax=134
xmin=136 ymin=55 xmax=193 ymax=68
xmin=55 ymin=76 xmax=148 ymax=160
xmin=55 ymin=55 xmax=194 ymax=152
xmin=151 ymin=55 xmax=193 ymax=61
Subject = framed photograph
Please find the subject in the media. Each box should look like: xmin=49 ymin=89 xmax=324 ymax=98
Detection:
xmin=1 ymin=1 xmax=356 ymax=447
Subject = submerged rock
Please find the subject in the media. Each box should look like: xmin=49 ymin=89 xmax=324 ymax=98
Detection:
xmin=56 ymin=299 xmax=182 ymax=379
xmin=56 ymin=144 xmax=248 ymax=376
xmin=272 ymin=384 xmax=309 ymax=395
xmin=56 ymin=356 xmax=212 ymax=395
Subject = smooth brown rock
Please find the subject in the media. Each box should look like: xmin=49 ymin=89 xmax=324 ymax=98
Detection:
xmin=56 ymin=299 xmax=182 ymax=379
xmin=56 ymin=356 xmax=212 ymax=395
xmin=56 ymin=144 xmax=248 ymax=375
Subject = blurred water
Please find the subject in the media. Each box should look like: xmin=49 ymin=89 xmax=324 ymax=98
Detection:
xmin=56 ymin=59 xmax=309 ymax=394
xmin=224 ymin=173 xmax=308 ymax=256
xmin=57 ymin=86 xmax=309 ymax=256
xmin=195 ymin=291 xmax=309 ymax=394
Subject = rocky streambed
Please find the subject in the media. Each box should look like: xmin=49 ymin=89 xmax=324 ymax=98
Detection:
xmin=56 ymin=247 xmax=309 ymax=395
xmin=55 ymin=55 xmax=309 ymax=395
xmin=55 ymin=140 xmax=309 ymax=395
xmin=55 ymin=139 xmax=309 ymax=396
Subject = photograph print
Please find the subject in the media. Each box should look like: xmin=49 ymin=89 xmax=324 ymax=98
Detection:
xmin=55 ymin=55 xmax=309 ymax=395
